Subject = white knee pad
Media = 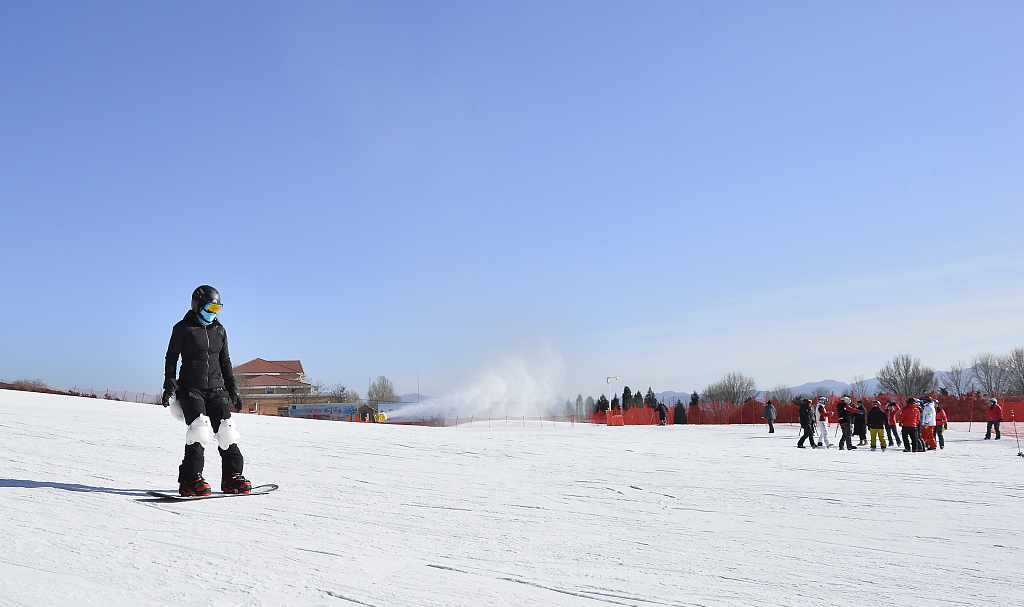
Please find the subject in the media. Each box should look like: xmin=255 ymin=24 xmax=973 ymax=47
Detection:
xmin=167 ymin=392 xmax=185 ymax=422
xmin=216 ymin=417 xmax=241 ymax=450
xmin=185 ymin=414 xmax=214 ymax=446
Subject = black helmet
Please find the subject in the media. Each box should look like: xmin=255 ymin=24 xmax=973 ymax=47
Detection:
xmin=191 ymin=285 xmax=222 ymax=314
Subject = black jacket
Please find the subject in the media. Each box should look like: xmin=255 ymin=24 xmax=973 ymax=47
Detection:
xmin=867 ymin=406 xmax=887 ymax=429
xmin=164 ymin=312 xmax=237 ymax=393
xmin=799 ymin=403 xmax=813 ymax=425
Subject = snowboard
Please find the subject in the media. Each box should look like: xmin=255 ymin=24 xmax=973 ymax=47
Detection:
xmin=146 ymin=483 xmax=278 ymax=501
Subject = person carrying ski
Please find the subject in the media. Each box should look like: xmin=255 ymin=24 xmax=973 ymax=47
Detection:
xmin=867 ymin=400 xmax=887 ymax=451
xmin=934 ymin=402 xmax=948 ymax=449
xmin=885 ymin=400 xmax=902 ymax=448
xmin=163 ymin=285 xmax=252 ymax=496
xmin=815 ymin=397 xmax=832 ymax=449
xmin=854 ymin=402 xmax=868 ymax=446
xmin=837 ymin=397 xmax=858 ymax=450
xmin=763 ymin=399 xmax=777 ymax=433
xmin=921 ymin=397 xmax=937 ymax=450
xmin=901 ymin=397 xmax=921 ymax=452
xmin=985 ymin=398 xmax=1003 ymax=440
xmin=797 ymin=398 xmax=817 ymax=448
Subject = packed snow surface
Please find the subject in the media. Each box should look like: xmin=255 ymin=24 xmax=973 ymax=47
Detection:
xmin=1 ymin=391 xmax=1022 ymax=606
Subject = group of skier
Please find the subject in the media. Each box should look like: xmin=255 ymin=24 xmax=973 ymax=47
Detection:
xmin=785 ymin=395 xmax=1002 ymax=452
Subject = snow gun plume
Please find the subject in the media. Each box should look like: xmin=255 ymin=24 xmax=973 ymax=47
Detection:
xmin=388 ymin=348 xmax=566 ymax=421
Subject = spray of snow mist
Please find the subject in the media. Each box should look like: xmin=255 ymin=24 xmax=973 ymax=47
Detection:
xmin=388 ymin=348 xmax=566 ymax=420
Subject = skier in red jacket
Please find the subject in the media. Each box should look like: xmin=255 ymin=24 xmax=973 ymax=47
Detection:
xmin=934 ymin=403 xmax=948 ymax=449
xmin=885 ymin=401 xmax=902 ymax=448
xmin=985 ymin=398 xmax=1003 ymax=440
xmin=901 ymin=398 xmax=921 ymax=452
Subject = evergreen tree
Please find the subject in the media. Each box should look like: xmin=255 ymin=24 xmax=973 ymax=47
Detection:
xmin=621 ymin=386 xmax=632 ymax=411
xmin=596 ymin=394 xmax=609 ymax=412
xmin=644 ymin=388 xmax=657 ymax=408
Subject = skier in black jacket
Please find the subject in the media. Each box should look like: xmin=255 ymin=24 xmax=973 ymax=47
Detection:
xmin=866 ymin=401 xmax=888 ymax=451
xmin=163 ymin=285 xmax=251 ymax=497
xmin=837 ymin=397 xmax=858 ymax=450
xmin=655 ymin=401 xmax=668 ymax=426
xmin=797 ymin=399 xmax=817 ymax=448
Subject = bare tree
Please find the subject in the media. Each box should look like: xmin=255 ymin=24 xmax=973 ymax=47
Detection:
xmin=766 ymin=385 xmax=793 ymax=404
xmin=1003 ymin=348 xmax=1024 ymax=396
xmin=367 ymin=375 xmax=400 ymax=407
xmin=329 ymin=382 xmax=360 ymax=403
xmin=970 ymin=353 xmax=1008 ymax=397
xmin=813 ymin=386 xmax=832 ymax=400
xmin=850 ymin=375 xmax=872 ymax=398
xmin=702 ymin=372 xmax=758 ymax=405
xmin=876 ymin=354 xmax=936 ymax=396
xmin=941 ymin=360 xmax=971 ymax=398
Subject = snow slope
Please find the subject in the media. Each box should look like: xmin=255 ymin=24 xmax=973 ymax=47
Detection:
xmin=1 ymin=390 xmax=1022 ymax=606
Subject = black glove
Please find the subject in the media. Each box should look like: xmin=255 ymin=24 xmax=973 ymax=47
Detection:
xmin=161 ymin=388 xmax=174 ymax=408
xmin=230 ymin=392 xmax=244 ymax=413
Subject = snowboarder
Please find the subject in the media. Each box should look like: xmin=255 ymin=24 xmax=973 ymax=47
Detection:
xmin=867 ymin=401 xmax=887 ymax=451
xmin=985 ymin=398 xmax=1003 ymax=440
xmin=935 ymin=403 xmax=948 ymax=449
xmin=854 ymin=402 xmax=868 ymax=446
xmin=837 ymin=397 xmax=858 ymax=450
xmin=921 ymin=397 xmax=937 ymax=450
xmin=797 ymin=398 xmax=817 ymax=448
xmin=901 ymin=397 xmax=921 ymax=452
xmin=763 ymin=399 xmax=777 ymax=433
xmin=815 ymin=397 xmax=831 ymax=449
xmin=162 ymin=285 xmax=252 ymax=496
xmin=885 ymin=400 xmax=902 ymax=448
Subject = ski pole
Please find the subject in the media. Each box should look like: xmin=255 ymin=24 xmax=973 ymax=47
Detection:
xmin=1013 ymin=410 xmax=1022 ymax=457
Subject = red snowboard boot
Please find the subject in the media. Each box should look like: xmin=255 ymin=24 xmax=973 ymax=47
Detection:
xmin=222 ymin=473 xmax=252 ymax=494
xmin=179 ymin=475 xmax=212 ymax=497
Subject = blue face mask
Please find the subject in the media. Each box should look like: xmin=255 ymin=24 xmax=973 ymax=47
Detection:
xmin=197 ymin=309 xmax=217 ymax=325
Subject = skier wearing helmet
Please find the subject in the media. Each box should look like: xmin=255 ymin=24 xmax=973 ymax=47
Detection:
xmin=921 ymin=397 xmax=937 ymax=450
xmin=815 ymin=397 xmax=832 ymax=449
xmin=985 ymin=398 xmax=1003 ymax=440
xmin=162 ymin=285 xmax=252 ymax=496
xmin=836 ymin=396 xmax=858 ymax=450
xmin=901 ymin=397 xmax=921 ymax=452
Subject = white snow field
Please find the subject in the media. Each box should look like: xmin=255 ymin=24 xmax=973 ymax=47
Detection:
xmin=1 ymin=391 xmax=1022 ymax=607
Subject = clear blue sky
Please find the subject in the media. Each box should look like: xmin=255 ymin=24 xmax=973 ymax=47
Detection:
xmin=2 ymin=1 xmax=1022 ymax=401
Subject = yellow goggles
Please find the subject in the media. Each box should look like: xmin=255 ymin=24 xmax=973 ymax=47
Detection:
xmin=203 ymin=303 xmax=223 ymax=314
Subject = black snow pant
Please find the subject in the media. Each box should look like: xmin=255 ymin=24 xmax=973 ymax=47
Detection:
xmin=798 ymin=423 xmax=815 ymax=447
xmin=885 ymin=422 xmax=901 ymax=446
xmin=658 ymin=410 xmax=666 ymax=425
xmin=986 ymin=421 xmax=1001 ymax=439
xmin=902 ymin=425 xmax=919 ymax=451
xmin=915 ymin=423 xmax=926 ymax=452
xmin=177 ymin=387 xmax=243 ymax=485
xmin=935 ymin=424 xmax=944 ymax=448
xmin=767 ymin=420 xmax=775 ymax=433
xmin=838 ymin=423 xmax=854 ymax=450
